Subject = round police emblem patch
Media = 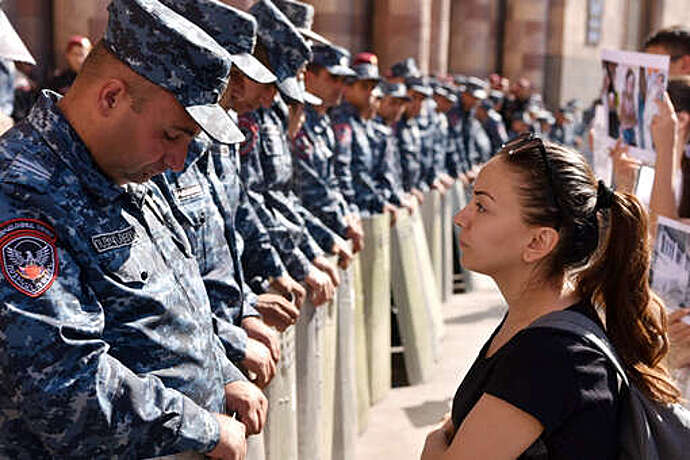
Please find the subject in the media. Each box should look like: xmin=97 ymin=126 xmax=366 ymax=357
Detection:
xmin=0 ymin=219 xmax=58 ymax=298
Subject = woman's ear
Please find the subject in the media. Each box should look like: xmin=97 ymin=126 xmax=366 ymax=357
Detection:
xmin=522 ymin=227 xmax=559 ymax=264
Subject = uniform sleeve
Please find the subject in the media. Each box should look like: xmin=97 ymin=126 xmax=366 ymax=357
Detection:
xmin=236 ymin=186 xmax=285 ymax=281
xmin=0 ymin=235 xmax=221 ymax=457
xmin=351 ymin=129 xmax=387 ymax=215
xmin=397 ymin=124 xmax=421 ymax=192
xmin=238 ymin=113 xmax=310 ymax=281
xmin=291 ymin=130 xmax=349 ymax=237
xmin=483 ymin=330 xmax=582 ymax=436
xmin=332 ymin=121 xmax=359 ymax=214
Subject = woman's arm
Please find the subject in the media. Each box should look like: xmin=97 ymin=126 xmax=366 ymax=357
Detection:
xmin=421 ymin=394 xmax=543 ymax=460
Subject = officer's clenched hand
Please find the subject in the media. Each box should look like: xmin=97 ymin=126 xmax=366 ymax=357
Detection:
xmin=313 ymin=255 xmax=340 ymax=287
xmin=224 ymin=381 xmax=268 ymax=435
xmin=304 ymin=266 xmax=335 ymax=306
xmin=269 ymin=274 xmax=306 ymax=308
xmin=331 ymin=241 xmax=353 ymax=269
xmin=243 ymin=316 xmax=280 ymax=362
xmin=346 ymin=224 xmax=364 ymax=254
xmin=254 ymin=293 xmax=300 ymax=332
xmin=241 ymin=338 xmax=276 ymax=388
xmin=382 ymin=202 xmax=398 ymax=226
xmin=207 ymin=413 xmax=247 ymax=460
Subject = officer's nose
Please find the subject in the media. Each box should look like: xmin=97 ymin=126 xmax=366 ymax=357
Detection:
xmin=164 ymin=145 xmax=187 ymax=172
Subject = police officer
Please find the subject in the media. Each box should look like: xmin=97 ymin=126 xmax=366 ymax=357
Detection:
xmin=431 ymin=82 xmax=460 ymax=190
xmin=288 ymin=44 xmax=360 ymax=259
xmin=389 ymin=57 xmax=426 ymax=203
xmin=370 ymin=81 xmax=415 ymax=213
xmin=331 ymin=51 xmax=396 ymax=218
xmin=157 ymin=0 xmax=294 ymax=389
xmin=474 ymin=97 xmax=508 ymax=154
xmin=0 ymin=0 xmax=262 ymax=457
xmin=240 ymin=0 xmax=338 ymax=306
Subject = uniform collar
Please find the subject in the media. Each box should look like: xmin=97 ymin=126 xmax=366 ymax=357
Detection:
xmin=27 ymin=90 xmax=125 ymax=204
xmin=339 ymin=101 xmax=361 ymax=121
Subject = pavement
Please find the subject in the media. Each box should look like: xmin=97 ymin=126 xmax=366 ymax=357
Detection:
xmin=355 ymin=274 xmax=507 ymax=460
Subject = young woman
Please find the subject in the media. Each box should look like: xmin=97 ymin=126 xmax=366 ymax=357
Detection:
xmin=619 ymin=68 xmax=638 ymax=146
xmin=422 ymin=134 xmax=680 ymax=459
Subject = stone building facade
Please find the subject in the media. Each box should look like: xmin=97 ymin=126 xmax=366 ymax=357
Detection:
xmin=5 ymin=0 xmax=690 ymax=109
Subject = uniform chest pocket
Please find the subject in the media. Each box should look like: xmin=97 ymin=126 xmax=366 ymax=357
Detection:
xmin=95 ymin=240 xmax=152 ymax=289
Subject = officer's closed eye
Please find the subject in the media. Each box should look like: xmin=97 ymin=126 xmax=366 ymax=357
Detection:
xmin=163 ymin=130 xmax=181 ymax=142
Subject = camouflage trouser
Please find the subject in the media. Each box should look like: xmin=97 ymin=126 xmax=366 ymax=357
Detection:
xmin=147 ymin=452 xmax=205 ymax=459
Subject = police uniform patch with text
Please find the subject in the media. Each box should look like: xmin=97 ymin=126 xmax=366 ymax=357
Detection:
xmin=91 ymin=226 xmax=137 ymax=253
xmin=0 ymin=219 xmax=58 ymax=298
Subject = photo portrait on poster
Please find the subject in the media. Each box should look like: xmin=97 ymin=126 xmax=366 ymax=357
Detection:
xmin=599 ymin=49 xmax=669 ymax=166
xmin=651 ymin=216 xmax=690 ymax=325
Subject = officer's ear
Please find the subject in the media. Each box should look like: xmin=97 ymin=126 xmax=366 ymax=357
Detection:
xmin=96 ymin=79 xmax=128 ymax=117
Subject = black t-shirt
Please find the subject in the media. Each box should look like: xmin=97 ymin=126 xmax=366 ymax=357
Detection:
xmin=451 ymin=302 xmax=619 ymax=459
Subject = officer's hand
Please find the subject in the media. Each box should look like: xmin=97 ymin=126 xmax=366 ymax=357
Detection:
xmin=401 ymin=196 xmax=416 ymax=215
xmin=241 ymin=338 xmax=276 ymax=388
xmin=269 ymin=274 xmax=306 ymax=308
xmin=382 ymin=203 xmax=398 ymax=226
xmin=440 ymin=173 xmax=455 ymax=188
xmin=312 ymin=255 xmax=340 ymax=287
xmin=224 ymin=380 xmax=268 ymax=435
xmin=207 ymin=413 xmax=246 ymax=460
xmin=332 ymin=241 xmax=353 ymax=269
xmin=304 ymin=266 xmax=335 ymax=306
xmin=412 ymin=188 xmax=425 ymax=205
xmin=243 ymin=316 xmax=280 ymax=362
xmin=346 ymin=224 xmax=364 ymax=253
xmin=458 ymin=173 xmax=470 ymax=186
xmin=254 ymin=293 xmax=299 ymax=332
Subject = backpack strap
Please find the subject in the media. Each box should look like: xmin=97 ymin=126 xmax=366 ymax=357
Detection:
xmin=528 ymin=310 xmax=630 ymax=387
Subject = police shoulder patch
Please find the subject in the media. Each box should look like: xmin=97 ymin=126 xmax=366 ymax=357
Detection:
xmin=292 ymin=131 xmax=313 ymax=161
xmin=239 ymin=116 xmax=260 ymax=157
xmin=0 ymin=219 xmax=58 ymax=298
xmin=333 ymin=123 xmax=353 ymax=147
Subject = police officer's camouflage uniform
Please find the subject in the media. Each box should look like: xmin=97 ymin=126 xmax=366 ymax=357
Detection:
xmin=154 ymin=135 xmax=259 ymax=365
xmin=0 ymin=93 xmax=239 ymax=457
xmin=292 ymin=104 xmax=351 ymax=238
xmin=0 ymin=0 xmax=247 ymax=455
xmin=331 ymin=101 xmax=388 ymax=216
xmin=369 ymin=115 xmax=407 ymax=206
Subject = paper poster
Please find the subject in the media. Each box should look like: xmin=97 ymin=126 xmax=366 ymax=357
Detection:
xmin=651 ymin=216 xmax=690 ymax=325
xmin=600 ymin=49 xmax=669 ymax=166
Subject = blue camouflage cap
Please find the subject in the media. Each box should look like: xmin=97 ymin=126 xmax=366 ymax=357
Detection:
xmin=381 ymin=81 xmax=411 ymax=100
xmin=390 ymin=57 xmax=421 ymax=79
xmin=104 ymin=0 xmax=243 ymax=144
xmin=434 ymin=84 xmax=458 ymax=104
xmin=273 ymin=0 xmax=331 ymax=45
xmin=311 ymin=43 xmax=356 ymax=77
xmin=406 ymin=76 xmax=433 ymax=97
xmin=250 ymin=0 xmax=311 ymax=103
xmin=158 ymin=0 xmax=276 ymax=84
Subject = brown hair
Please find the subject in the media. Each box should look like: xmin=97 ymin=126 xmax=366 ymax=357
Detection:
xmin=501 ymin=142 xmax=680 ymax=404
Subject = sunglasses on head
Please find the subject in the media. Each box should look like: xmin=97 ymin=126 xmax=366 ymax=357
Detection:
xmin=501 ymin=133 xmax=563 ymax=227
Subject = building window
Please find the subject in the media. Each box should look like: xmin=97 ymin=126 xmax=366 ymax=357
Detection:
xmin=586 ymin=0 xmax=604 ymax=46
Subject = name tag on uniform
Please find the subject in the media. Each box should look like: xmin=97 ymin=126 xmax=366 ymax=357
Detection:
xmin=91 ymin=226 xmax=138 ymax=253
xmin=174 ymin=184 xmax=203 ymax=201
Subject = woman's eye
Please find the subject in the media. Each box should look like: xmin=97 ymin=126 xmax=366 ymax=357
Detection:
xmin=475 ymin=201 xmax=486 ymax=213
